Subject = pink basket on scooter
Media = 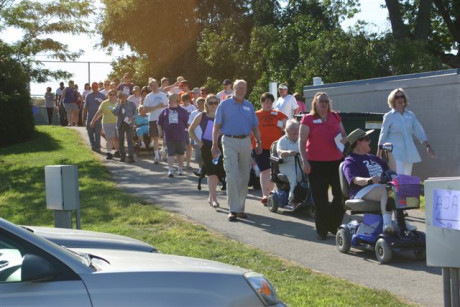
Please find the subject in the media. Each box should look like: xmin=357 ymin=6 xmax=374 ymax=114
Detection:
xmin=389 ymin=175 xmax=421 ymax=209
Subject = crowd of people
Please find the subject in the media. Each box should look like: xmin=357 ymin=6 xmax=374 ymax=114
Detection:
xmin=46 ymin=75 xmax=435 ymax=239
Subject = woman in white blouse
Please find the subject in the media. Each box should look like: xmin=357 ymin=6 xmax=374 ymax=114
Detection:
xmin=276 ymin=119 xmax=301 ymax=203
xmin=377 ymin=88 xmax=435 ymax=175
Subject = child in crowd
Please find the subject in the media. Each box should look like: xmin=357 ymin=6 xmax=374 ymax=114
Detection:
xmin=135 ymin=105 xmax=149 ymax=149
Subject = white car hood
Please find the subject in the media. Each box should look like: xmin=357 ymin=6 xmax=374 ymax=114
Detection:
xmin=22 ymin=226 xmax=156 ymax=253
xmin=75 ymin=248 xmax=247 ymax=275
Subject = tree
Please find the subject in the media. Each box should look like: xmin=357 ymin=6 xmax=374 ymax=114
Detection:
xmin=385 ymin=0 xmax=459 ymax=67
xmin=0 ymin=0 xmax=92 ymax=146
xmin=1 ymin=0 xmax=93 ymax=82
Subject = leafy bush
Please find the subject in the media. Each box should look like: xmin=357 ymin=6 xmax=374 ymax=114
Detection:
xmin=0 ymin=42 xmax=34 ymax=147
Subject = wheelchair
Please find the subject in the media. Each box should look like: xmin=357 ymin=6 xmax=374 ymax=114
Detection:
xmin=266 ymin=140 xmax=314 ymax=217
xmin=336 ymin=162 xmax=426 ymax=264
xmin=133 ymin=126 xmax=152 ymax=156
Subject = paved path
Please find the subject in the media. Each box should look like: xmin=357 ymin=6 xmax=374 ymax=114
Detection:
xmin=72 ymin=127 xmax=442 ymax=306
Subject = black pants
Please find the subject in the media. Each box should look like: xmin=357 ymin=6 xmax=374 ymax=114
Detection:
xmin=309 ymin=159 xmax=344 ymax=237
xmin=46 ymin=107 xmax=54 ymax=124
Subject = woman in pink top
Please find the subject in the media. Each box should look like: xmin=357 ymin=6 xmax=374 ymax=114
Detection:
xmin=299 ymin=92 xmax=347 ymax=240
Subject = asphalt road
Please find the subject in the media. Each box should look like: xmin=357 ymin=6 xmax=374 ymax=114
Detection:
xmin=72 ymin=126 xmax=442 ymax=306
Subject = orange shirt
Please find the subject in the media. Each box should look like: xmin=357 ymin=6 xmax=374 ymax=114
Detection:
xmin=252 ymin=109 xmax=287 ymax=150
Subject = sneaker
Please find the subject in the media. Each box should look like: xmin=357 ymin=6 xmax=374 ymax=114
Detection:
xmin=153 ymin=156 xmax=159 ymax=164
xmin=383 ymin=224 xmax=395 ymax=234
xmin=127 ymin=156 xmax=135 ymax=163
xmin=260 ymin=197 xmax=268 ymax=204
xmin=106 ymin=153 xmax=113 ymax=160
xmin=177 ymin=168 xmax=184 ymax=176
xmin=405 ymin=221 xmax=417 ymax=231
xmin=228 ymin=212 xmax=237 ymax=221
xmin=168 ymin=170 xmax=174 ymax=178
xmin=114 ymin=151 xmax=121 ymax=158
xmin=140 ymin=141 xmax=146 ymax=149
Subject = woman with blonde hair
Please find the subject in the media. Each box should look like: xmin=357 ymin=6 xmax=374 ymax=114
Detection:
xmin=189 ymin=94 xmax=225 ymax=208
xmin=377 ymin=88 xmax=435 ymax=175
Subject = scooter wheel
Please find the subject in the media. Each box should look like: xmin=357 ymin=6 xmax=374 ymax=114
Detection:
xmin=375 ymin=238 xmax=392 ymax=264
xmin=336 ymin=228 xmax=350 ymax=253
xmin=267 ymin=194 xmax=278 ymax=213
xmin=414 ymin=249 xmax=426 ymax=261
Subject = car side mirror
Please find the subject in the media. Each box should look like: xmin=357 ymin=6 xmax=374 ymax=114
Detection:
xmin=21 ymin=254 xmax=56 ymax=282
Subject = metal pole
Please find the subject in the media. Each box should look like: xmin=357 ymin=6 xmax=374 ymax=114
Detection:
xmin=451 ymin=268 xmax=460 ymax=307
xmin=444 ymin=268 xmax=451 ymax=307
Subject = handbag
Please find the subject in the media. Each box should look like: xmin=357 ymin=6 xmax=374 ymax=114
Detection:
xmin=293 ymin=155 xmax=309 ymax=203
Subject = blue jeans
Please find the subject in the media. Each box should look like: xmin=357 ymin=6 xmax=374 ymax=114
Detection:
xmin=86 ymin=120 xmax=102 ymax=151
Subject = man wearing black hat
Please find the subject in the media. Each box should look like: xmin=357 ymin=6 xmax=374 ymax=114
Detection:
xmin=217 ymin=79 xmax=234 ymax=102
xmin=342 ymin=128 xmax=416 ymax=233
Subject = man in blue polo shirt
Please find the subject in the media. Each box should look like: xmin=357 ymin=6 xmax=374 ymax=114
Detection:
xmin=212 ymin=79 xmax=262 ymax=221
xmin=83 ymin=82 xmax=106 ymax=153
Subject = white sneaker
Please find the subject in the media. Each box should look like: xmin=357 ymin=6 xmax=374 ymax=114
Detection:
xmin=153 ymin=156 xmax=159 ymax=164
xmin=168 ymin=170 xmax=174 ymax=178
xmin=177 ymin=168 xmax=184 ymax=176
xmin=140 ymin=141 xmax=146 ymax=149
xmin=405 ymin=221 xmax=417 ymax=231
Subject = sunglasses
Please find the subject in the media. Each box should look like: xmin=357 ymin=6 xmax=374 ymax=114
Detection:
xmin=318 ymin=99 xmax=329 ymax=103
xmin=359 ymin=136 xmax=370 ymax=142
xmin=207 ymin=100 xmax=218 ymax=105
xmin=395 ymin=94 xmax=405 ymax=99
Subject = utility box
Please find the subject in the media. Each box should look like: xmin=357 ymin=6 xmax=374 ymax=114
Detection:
xmin=425 ymin=177 xmax=460 ymax=268
xmin=45 ymin=165 xmax=80 ymax=211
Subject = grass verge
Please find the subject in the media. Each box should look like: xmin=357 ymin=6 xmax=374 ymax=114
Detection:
xmin=0 ymin=126 xmax=413 ymax=306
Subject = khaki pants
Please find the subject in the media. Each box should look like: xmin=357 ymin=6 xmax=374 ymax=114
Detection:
xmin=222 ymin=136 xmax=252 ymax=213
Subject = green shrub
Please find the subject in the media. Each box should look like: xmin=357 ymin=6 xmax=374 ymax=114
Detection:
xmin=0 ymin=42 xmax=34 ymax=147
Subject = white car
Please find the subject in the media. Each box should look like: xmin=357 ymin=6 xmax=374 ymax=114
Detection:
xmin=22 ymin=225 xmax=157 ymax=252
xmin=0 ymin=218 xmax=285 ymax=306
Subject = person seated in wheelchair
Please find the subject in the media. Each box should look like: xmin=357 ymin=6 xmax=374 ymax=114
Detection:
xmin=134 ymin=105 xmax=149 ymax=148
xmin=275 ymin=119 xmax=301 ymax=205
xmin=342 ymin=128 xmax=416 ymax=234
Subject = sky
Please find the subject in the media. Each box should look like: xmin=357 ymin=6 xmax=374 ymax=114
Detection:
xmin=2 ymin=0 xmax=390 ymax=96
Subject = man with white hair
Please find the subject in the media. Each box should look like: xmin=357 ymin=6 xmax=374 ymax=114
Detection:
xmin=212 ymin=79 xmax=262 ymax=221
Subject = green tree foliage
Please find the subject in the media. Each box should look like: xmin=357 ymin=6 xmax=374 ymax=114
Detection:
xmin=0 ymin=0 xmax=92 ymax=146
xmin=385 ymin=0 xmax=459 ymax=67
xmin=0 ymin=41 xmax=33 ymax=147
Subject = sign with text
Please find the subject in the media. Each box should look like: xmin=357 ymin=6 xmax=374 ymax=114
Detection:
xmin=425 ymin=177 xmax=460 ymax=268
xmin=433 ymin=189 xmax=460 ymax=230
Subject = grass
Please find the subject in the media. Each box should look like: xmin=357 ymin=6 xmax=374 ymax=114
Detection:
xmin=0 ymin=126 xmax=414 ymax=306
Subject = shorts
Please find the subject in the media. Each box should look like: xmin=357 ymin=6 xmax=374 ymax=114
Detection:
xmin=252 ymin=149 xmax=271 ymax=171
xmin=103 ymin=123 xmax=117 ymax=139
xmin=149 ymin=121 xmax=159 ymax=138
xmin=201 ymin=143 xmax=225 ymax=177
xmin=166 ymin=140 xmax=185 ymax=156
xmin=64 ymin=102 xmax=78 ymax=111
